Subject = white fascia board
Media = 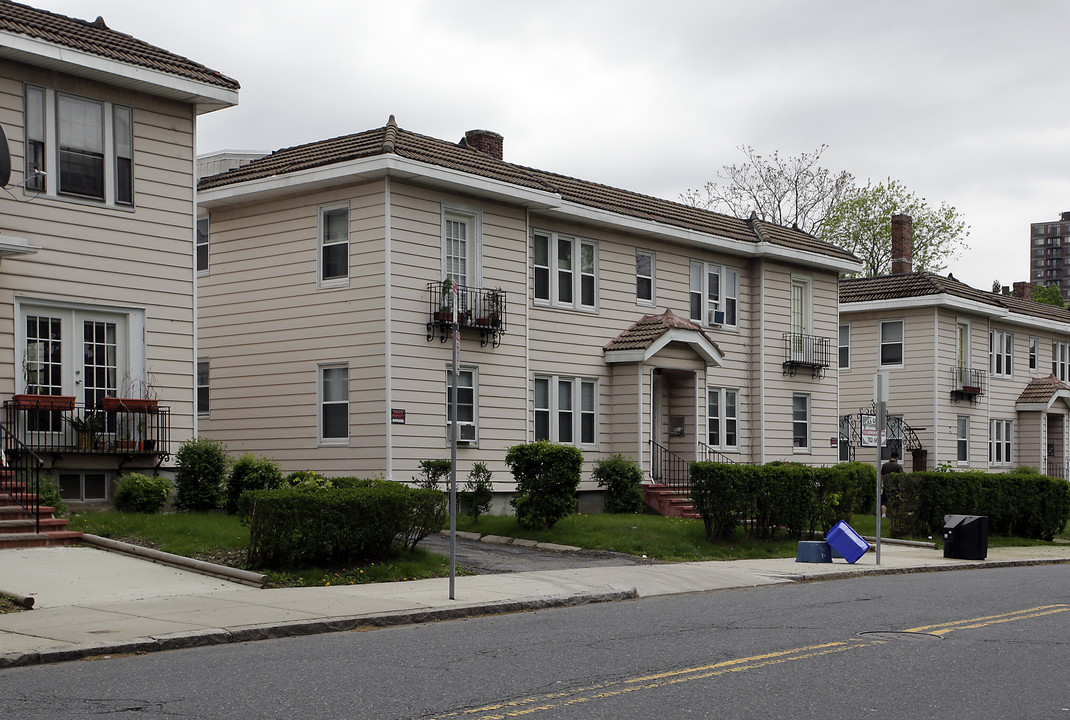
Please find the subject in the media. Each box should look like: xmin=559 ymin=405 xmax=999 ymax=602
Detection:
xmin=604 ymin=328 xmax=724 ymax=366
xmin=545 ymin=200 xmax=862 ymax=274
xmin=0 ymin=236 xmax=39 ymax=257
xmin=840 ymin=295 xmax=1070 ymax=335
xmin=0 ymin=33 xmax=238 ymax=114
xmin=199 ymin=155 xmax=563 ymax=210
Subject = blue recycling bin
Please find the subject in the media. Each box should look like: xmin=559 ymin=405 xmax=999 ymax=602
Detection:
xmin=825 ymin=521 xmax=870 ymax=564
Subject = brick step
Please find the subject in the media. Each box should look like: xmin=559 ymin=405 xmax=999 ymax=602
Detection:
xmin=0 ymin=531 xmax=83 ymax=550
xmin=643 ymin=484 xmax=700 ymax=519
xmin=0 ymin=504 xmax=59 ymax=518
xmin=0 ymin=517 xmax=70 ymax=534
xmin=0 ymin=492 xmax=41 ymax=506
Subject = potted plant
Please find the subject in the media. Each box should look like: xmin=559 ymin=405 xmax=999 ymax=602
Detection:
xmin=65 ymin=412 xmax=102 ymax=451
xmin=10 ymin=393 xmax=76 ymax=411
xmin=101 ymin=372 xmax=159 ymax=413
xmin=476 ymin=288 xmax=504 ymax=328
xmin=434 ymin=277 xmax=468 ymax=324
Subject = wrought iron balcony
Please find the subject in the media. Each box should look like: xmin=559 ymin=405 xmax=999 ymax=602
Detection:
xmin=2 ymin=396 xmax=170 ymax=469
xmin=949 ymin=365 xmax=986 ymax=404
xmin=782 ymin=332 xmax=832 ymax=378
xmin=426 ymin=280 xmax=507 ymax=347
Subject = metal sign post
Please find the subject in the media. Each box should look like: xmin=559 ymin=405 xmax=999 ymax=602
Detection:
xmin=874 ymin=372 xmax=889 ymax=565
xmin=448 ymin=280 xmax=459 ymax=600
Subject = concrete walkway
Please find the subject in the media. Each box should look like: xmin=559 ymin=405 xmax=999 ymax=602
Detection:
xmin=1 ymin=540 xmax=1068 ymax=669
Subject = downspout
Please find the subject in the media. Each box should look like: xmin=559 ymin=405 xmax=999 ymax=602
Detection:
xmin=384 ymin=176 xmax=394 ymax=480
xmin=525 ymin=209 xmax=531 ymax=443
xmin=986 ymin=316 xmax=992 ymax=470
xmin=932 ymin=306 xmax=939 ymax=468
xmin=759 ymin=257 xmax=766 ymax=464
xmin=191 ymin=118 xmax=200 ymax=441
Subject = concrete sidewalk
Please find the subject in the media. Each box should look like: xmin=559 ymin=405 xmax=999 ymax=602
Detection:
xmin=1 ymin=541 xmax=1069 ymax=669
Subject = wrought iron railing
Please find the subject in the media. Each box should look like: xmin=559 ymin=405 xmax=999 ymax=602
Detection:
xmin=782 ymin=332 xmax=831 ymax=378
xmin=0 ymin=424 xmax=45 ymax=533
xmin=649 ymin=440 xmax=691 ymax=493
xmin=699 ymin=441 xmax=736 ymax=464
xmin=426 ymin=281 xmax=507 ymax=347
xmin=949 ymin=366 xmax=986 ymax=403
xmin=2 ymin=399 xmax=170 ymax=461
xmin=1044 ymin=460 xmax=1068 ymax=480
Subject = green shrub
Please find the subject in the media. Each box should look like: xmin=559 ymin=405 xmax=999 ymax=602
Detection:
xmin=37 ymin=474 xmax=67 ymax=518
xmin=506 ymin=440 xmax=582 ymax=530
xmin=284 ymin=469 xmax=331 ymax=490
xmin=414 ymin=459 xmax=452 ymax=490
xmin=460 ymin=462 xmax=494 ymax=522
xmin=242 ymin=483 xmax=447 ymax=569
xmin=690 ymin=462 xmax=749 ymax=541
xmin=224 ymin=454 xmax=283 ymax=514
xmin=173 ymin=437 xmax=229 ymax=511
xmin=594 ymin=454 xmax=644 ymax=514
xmin=113 ymin=473 xmax=171 ymax=513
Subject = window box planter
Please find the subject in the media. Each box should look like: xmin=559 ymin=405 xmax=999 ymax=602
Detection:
xmin=101 ymin=397 xmax=158 ymax=413
xmin=11 ymin=394 xmax=76 ymax=411
xmin=961 ymin=386 xmax=981 ymax=395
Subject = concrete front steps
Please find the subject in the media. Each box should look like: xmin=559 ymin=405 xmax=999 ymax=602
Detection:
xmin=0 ymin=478 xmax=82 ymax=549
xmin=643 ymin=483 xmax=700 ymax=519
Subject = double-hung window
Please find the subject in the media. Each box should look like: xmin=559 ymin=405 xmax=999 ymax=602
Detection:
xmin=442 ymin=205 xmax=481 ymax=293
xmin=989 ymin=330 xmax=1013 ymax=377
xmin=533 ymin=375 xmax=597 ymax=446
xmin=446 ymin=367 xmax=477 ymax=444
xmin=533 ymin=232 xmax=597 ymax=311
xmin=689 ymin=260 xmax=738 ymax=327
xmin=319 ymin=205 xmax=349 ymax=284
xmin=25 ymin=86 xmax=133 ymax=205
xmin=838 ymin=324 xmax=850 ymax=370
xmin=879 ymin=320 xmax=904 ymax=366
xmin=1054 ymin=341 xmax=1070 ymax=381
xmin=196 ymin=216 xmax=209 ymax=274
xmin=957 ymin=416 xmax=969 ymax=464
xmin=1029 ymin=336 xmax=1038 ymax=371
xmin=636 ymin=250 xmax=655 ymax=305
xmin=197 ymin=359 xmax=210 ymax=416
xmin=792 ymin=393 xmax=810 ymax=451
xmin=989 ymin=419 xmax=1012 ymax=465
xmin=707 ymin=387 xmax=739 ymax=450
xmin=319 ymin=364 xmax=349 ymax=443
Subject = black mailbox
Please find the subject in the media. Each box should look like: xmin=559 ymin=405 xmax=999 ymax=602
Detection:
xmin=943 ymin=514 xmax=988 ymax=560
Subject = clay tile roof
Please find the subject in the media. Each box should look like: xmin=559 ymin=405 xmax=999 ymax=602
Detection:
xmin=841 ymin=271 xmax=1070 ymax=325
xmin=603 ymin=308 xmax=708 ymax=352
xmin=1017 ymin=374 xmax=1070 ymax=404
xmin=0 ymin=0 xmax=239 ymax=90
xmin=197 ymin=117 xmax=860 ymax=265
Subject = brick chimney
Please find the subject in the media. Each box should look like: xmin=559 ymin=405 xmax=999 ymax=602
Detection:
xmin=463 ymin=129 xmax=503 ymax=160
xmin=890 ymin=214 xmax=913 ymax=274
xmin=1012 ymin=281 xmax=1034 ymax=300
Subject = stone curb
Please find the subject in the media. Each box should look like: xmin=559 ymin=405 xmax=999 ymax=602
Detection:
xmin=0 ymin=588 xmax=637 ymax=670
xmin=785 ymin=556 xmax=1070 ymax=583
xmin=437 ymin=530 xmax=582 ymax=553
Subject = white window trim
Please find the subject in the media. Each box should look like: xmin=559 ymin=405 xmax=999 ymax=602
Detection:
xmin=318 ymin=203 xmax=350 ymax=289
xmin=989 ymin=329 xmax=1013 ymax=378
xmin=838 ymin=323 xmax=850 ymax=371
xmin=533 ymin=231 xmax=598 ymax=312
xmin=707 ymin=387 xmax=739 ymax=452
xmin=790 ymin=275 xmax=813 ymax=336
xmin=636 ymin=249 xmax=655 ymax=306
xmin=196 ymin=215 xmax=209 ymax=276
xmin=441 ymin=203 xmax=483 ymax=291
xmin=792 ymin=392 xmax=810 ymax=454
xmin=879 ymin=319 xmax=905 ymax=368
xmin=446 ymin=366 xmax=478 ymax=447
xmin=989 ymin=419 xmax=1012 ymax=466
xmin=689 ymin=259 xmax=740 ymax=329
xmin=1054 ymin=340 xmax=1070 ymax=382
xmin=533 ymin=374 xmax=598 ymax=448
xmin=1029 ymin=335 xmax=1038 ymax=372
xmin=25 ymin=85 xmax=133 ymax=208
xmin=955 ymin=319 xmax=970 ymax=369
xmin=197 ymin=358 xmax=209 ymax=417
xmin=956 ymin=415 xmax=969 ymax=465
xmin=318 ymin=362 xmax=349 ymax=446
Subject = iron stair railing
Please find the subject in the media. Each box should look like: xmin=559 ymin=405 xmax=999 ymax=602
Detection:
xmin=698 ymin=441 xmax=736 ymax=464
xmin=0 ymin=424 xmax=45 ymax=533
xmin=649 ymin=440 xmax=692 ymax=493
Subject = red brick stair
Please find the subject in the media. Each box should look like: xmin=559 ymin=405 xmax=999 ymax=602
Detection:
xmin=0 ymin=475 xmax=82 ymax=549
xmin=643 ymin=483 xmax=700 ymax=519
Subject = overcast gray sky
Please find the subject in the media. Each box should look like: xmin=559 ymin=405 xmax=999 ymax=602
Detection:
xmin=46 ymin=0 xmax=1070 ymax=290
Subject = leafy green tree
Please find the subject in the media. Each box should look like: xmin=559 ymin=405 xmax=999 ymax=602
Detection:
xmin=1032 ymin=284 xmax=1066 ymax=307
xmin=820 ymin=178 xmax=970 ymax=276
xmin=681 ymin=145 xmax=854 ymax=235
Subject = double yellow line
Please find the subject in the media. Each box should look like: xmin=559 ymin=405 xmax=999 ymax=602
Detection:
xmin=426 ymin=604 xmax=1068 ymax=720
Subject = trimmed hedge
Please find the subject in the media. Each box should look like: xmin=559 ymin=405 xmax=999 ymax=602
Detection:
xmin=593 ymin=454 xmax=644 ymax=514
xmin=224 ymin=454 xmax=283 ymax=514
xmin=113 ymin=472 xmax=171 ymax=514
xmin=240 ymin=481 xmax=447 ymax=569
xmin=690 ymin=461 xmax=874 ymax=542
xmin=506 ymin=440 xmax=582 ymax=529
xmin=173 ymin=437 xmax=228 ymax=511
xmin=885 ymin=469 xmax=1070 ymax=540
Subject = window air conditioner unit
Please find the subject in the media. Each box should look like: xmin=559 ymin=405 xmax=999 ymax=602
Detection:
xmin=456 ymin=422 xmax=477 ymax=444
xmin=711 ymin=310 xmax=726 ymax=325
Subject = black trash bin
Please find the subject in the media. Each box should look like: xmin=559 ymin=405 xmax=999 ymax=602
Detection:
xmin=943 ymin=514 xmax=988 ymax=560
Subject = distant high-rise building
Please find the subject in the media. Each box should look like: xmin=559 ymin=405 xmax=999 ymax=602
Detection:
xmin=1029 ymin=211 xmax=1070 ymax=300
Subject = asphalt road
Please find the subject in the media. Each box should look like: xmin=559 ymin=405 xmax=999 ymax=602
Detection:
xmin=0 ymin=565 xmax=1067 ymax=719
xmin=419 ymin=532 xmax=657 ymax=573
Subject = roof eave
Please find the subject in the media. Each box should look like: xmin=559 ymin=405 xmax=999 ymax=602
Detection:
xmin=198 ymin=154 xmax=563 ymax=209
xmin=840 ymin=294 xmax=1070 ymax=333
xmin=0 ymin=32 xmax=238 ymax=114
xmin=1017 ymin=390 xmax=1070 ymax=412
xmin=604 ymin=327 xmax=724 ymax=366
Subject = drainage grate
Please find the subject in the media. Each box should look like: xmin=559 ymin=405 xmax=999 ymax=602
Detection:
xmin=859 ymin=631 xmax=942 ymax=642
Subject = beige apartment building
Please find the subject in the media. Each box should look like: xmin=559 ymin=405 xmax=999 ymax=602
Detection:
xmin=0 ymin=2 xmax=238 ymax=501
xmin=197 ymin=117 xmax=862 ymax=496
xmin=839 ymin=216 xmax=1070 ymax=477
